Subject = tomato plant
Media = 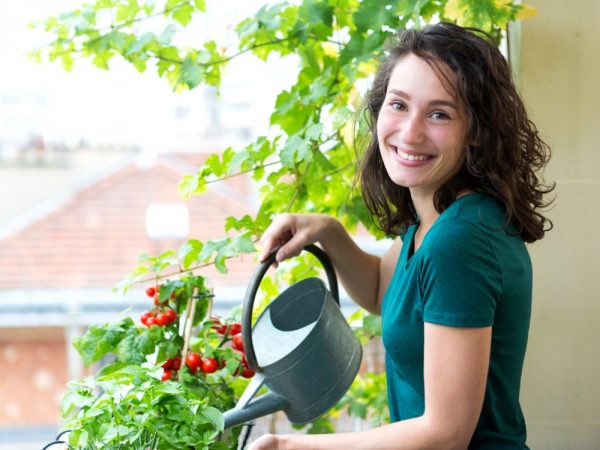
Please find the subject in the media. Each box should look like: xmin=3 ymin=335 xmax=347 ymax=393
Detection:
xmin=61 ymin=274 xmax=255 ymax=449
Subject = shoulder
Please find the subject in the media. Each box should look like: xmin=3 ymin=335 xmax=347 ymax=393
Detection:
xmin=418 ymin=196 xmax=506 ymax=287
xmin=442 ymin=193 xmax=509 ymax=230
xmin=426 ymin=194 xmax=511 ymax=251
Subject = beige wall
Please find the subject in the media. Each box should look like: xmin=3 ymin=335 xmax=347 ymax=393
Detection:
xmin=520 ymin=1 xmax=600 ymax=447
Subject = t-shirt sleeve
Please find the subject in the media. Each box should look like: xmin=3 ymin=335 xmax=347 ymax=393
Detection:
xmin=420 ymin=219 xmax=502 ymax=327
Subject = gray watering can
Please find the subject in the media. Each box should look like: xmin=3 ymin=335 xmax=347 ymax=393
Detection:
xmin=222 ymin=244 xmax=362 ymax=429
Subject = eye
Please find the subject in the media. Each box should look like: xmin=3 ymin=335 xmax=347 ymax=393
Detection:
xmin=390 ymin=101 xmax=406 ymax=111
xmin=430 ymin=111 xmax=450 ymax=120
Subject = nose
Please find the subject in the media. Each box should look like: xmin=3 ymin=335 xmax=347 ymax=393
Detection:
xmin=401 ymin=113 xmax=426 ymax=145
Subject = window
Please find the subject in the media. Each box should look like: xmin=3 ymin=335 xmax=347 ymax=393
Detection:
xmin=145 ymin=203 xmax=189 ymax=239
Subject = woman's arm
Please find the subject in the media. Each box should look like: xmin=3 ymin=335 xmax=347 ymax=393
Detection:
xmin=258 ymin=213 xmax=401 ymax=314
xmin=248 ymin=323 xmax=491 ymax=450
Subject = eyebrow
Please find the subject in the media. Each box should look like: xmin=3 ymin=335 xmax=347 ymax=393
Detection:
xmin=388 ymin=89 xmax=458 ymax=110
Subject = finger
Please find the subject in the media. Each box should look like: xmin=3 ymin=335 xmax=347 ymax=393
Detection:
xmin=259 ymin=223 xmax=293 ymax=262
xmin=258 ymin=236 xmax=285 ymax=262
xmin=275 ymin=233 xmax=306 ymax=263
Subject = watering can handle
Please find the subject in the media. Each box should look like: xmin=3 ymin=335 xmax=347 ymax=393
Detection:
xmin=242 ymin=244 xmax=339 ymax=372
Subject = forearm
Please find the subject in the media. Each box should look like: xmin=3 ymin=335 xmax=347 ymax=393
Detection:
xmin=274 ymin=416 xmax=465 ymax=450
xmin=259 ymin=213 xmax=382 ymax=313
xmin=317 ymin=218 xmax=381 ymax=314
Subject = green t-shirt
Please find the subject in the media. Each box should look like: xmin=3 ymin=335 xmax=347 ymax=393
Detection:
xmin=381 ymin=193 xmax=531 ymax=449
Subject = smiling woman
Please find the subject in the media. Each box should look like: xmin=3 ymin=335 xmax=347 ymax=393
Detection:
xmin=252 ymin=22 xmax=554 ymax=450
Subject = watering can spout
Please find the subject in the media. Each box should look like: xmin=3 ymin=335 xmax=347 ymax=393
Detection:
xmin=223 ymin=374 xmax=290 ymax=429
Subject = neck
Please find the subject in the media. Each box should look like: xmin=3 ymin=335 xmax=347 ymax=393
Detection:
xmin=411 ymin=191 xmax=439 ymax=231
xmin=410 ymin=189 xmax=474 ymax=248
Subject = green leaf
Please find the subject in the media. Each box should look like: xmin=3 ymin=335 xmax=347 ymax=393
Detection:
xmin=73 ymin=318 xmax=134 ymax=367
xmin=194 ymin=0 xmax=206 ymax=12
xmin=201 ymin=406 xmax=224 ymax=431
xmin=172 ymin=2 xmax=195 ymax=26
xmin=102 ymin=424 xmax=131 ymax=441
xmin=232 ymin=233 xmax=256 ymax=254
xmin=178 ymin=239 xmax=204 ymax=269
xmin=179 ymin=173 xmax=206 ymax=198
xmin=125 ymin=31 xmax=155 ymax=55
xmin=442 ymin=0 xmax=515 ymax=35
xmin=224 ymin=214 xmax=257 ymax=233
xmin=157 ymin=24 xmax=177 ymax=45
xmin=281 ymin=134 xmax=311 ymax=168
xmin=179 ymin=55 xmax=205 ymax=88
xmin=117 ymin=333 xmax=146 ymax=364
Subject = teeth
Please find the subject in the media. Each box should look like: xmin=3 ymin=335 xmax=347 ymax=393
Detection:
xmin=399 ymin=150 xmax=430 ymax=161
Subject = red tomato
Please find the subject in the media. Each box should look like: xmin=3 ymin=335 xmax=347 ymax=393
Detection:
xmin=140 ymin=311 xmax=152 ymax=325
xmin=201 ymin=358 xmax=218 ymax=374
xmin=228 ymin=323 xmax=242 ymax=336
xmin=145 ymin=286 xmax=156 ymax=298
xmin=162 ymin=359 xmax=173 ymax=370
xmin=185 ymin=352 xmax=202 ymax=370
xmin=155 ymin=314 xmax=167 ymax=326
xmin=171 ymin=357 xmax=182 ymax=371
xmin=232 ymin=333 xmax=244 ymax=352
xmin=164 ymin=308 xmax=177 ymax=324
xmin=161 ymin=369 xmax=173 ymax=382
xmin=241 ymin=367 xmax=255 ymax=378
xmin=145 ymin=317 xmax=156 ymax=327
xmin=210 ymin=316 xmax=227 ymax=334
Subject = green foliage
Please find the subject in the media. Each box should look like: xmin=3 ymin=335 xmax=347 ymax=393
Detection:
xmin=34 ymin=0 xmax=533 ymax=282
xmin=61 ymin=365 xmax=227 ymax=449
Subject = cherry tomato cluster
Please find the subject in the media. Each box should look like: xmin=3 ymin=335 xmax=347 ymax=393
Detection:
xmin=160 ymin=356 xmax=182 ymax=381
xmin=159 ymin=317 xmax=255 ymax=382
xmin=140 ymin=285 xmax=178 ymax=327
xmin=210 ymin=315 xmax=241 ymax=336
xmin=184 ymin=352 xmax=219 ymax=375
xmin=149 ymin=299 xmax=256 ymax=381
xmin=210 ymin=316 xmax=255 ymax=379
xmin=140 ymin=308 xmax=177 ymax=327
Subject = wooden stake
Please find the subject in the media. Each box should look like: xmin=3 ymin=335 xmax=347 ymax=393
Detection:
xmin=178 ymin=289 xmax=197 ymax=381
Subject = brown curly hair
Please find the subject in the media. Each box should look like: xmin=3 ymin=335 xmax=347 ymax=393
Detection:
xmin=360 ymin=22 xmax=554 ymax=243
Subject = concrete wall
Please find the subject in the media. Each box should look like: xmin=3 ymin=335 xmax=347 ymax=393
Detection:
xmin=520 ymin=1 xmax=600 ymax=448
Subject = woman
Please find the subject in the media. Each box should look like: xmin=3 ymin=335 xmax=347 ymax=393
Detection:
xmin=250 ymin=22 xmax=553 ymax=450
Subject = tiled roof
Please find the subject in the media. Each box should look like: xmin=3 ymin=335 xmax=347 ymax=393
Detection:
xmin=0 ymin=153 xmax=259 ymax=293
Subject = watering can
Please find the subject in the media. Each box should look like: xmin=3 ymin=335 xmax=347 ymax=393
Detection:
xmin=222 ymin=244 xmax=362 ymax=429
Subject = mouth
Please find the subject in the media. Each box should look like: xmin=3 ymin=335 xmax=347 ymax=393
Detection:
xmin=391 ymin=146 xmax=434 ymax=162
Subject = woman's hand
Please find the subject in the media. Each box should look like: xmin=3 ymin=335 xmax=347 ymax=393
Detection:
xmin=258 ymin=213 xmax=336 ymax=266
xmin=247 ymin=433 xmax=280 ymax=450
xmin=258 ymin=212 xmax=385 ymax=313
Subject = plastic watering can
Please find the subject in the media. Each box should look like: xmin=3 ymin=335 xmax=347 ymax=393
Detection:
xmin=222 ymin=245 xmax=362 ymax=429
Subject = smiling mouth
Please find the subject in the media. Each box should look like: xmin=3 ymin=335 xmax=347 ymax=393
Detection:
xmin=393 ymin=147 xmax=433 ymax=161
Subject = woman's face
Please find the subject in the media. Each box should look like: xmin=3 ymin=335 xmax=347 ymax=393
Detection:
xmin=377 ymin=53 xmax=469 ymax=200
